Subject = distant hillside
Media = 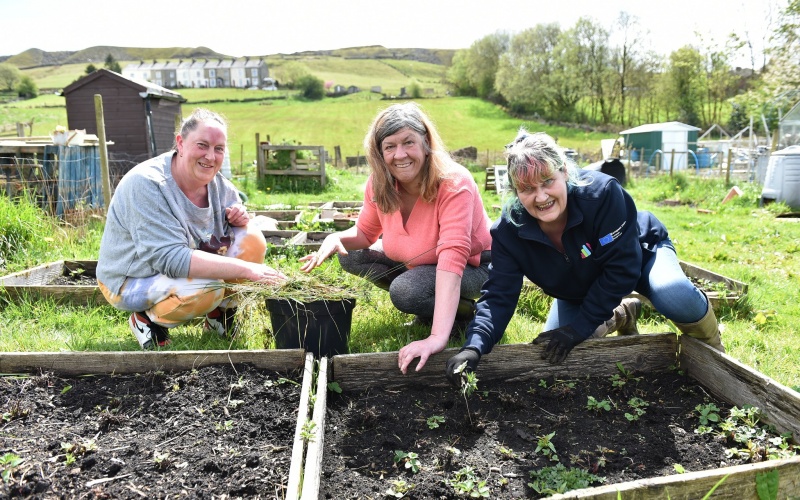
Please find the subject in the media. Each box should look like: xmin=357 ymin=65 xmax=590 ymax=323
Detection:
xmin=4 ymin=46 xmax=230 ymax=68
xmin=2 ymin=45 xmax=456 ymax=68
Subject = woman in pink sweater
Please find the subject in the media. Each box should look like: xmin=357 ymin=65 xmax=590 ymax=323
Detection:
xmin=300 ymin=102 xmax=492 ymax=374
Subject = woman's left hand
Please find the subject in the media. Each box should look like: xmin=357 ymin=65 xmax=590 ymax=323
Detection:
xmin=225 ymin=204 xmax=250 ymax=227
xmin=398 ymin=335 xmax=449 ymax=374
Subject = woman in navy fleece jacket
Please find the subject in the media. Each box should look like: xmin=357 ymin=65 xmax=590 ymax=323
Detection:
xmin=446 ymin=130 xmax=724 ymax=383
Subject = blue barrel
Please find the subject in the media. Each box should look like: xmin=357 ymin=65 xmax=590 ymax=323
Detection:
xmin=630 ymin=149 xmax=640 ymax=161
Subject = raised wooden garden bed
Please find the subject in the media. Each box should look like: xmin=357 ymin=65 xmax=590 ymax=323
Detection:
xmin=632 ymin=261 xmax=747 ymax=310
xmin=0 ymin=349 xmax=315 ymax=499
xmin=0 ymin=259 xmax=105 ymax=306
xmin=250 ymin=209 xmax=303 ymax=222
xmin=309 ymin=334 xmax=800 ymax=499
xmin=523 ymin=260 xmax=747 ymax=311
xmin=290 ymin=231 xmax=333 ymax=253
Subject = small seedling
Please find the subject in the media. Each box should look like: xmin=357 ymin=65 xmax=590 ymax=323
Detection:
xmin=695 ymin=403 xmax=721 ymax=426
xmin=153 ymin=451 xmax=172 ymax=470
xmin=215 ymin=420 xmax=234 ymax=432
xmin=674 ymin=463 xmax=686 ymax=473
xmin=498 ymin=445 xmax=518 ymax=460
xmin=327 ymin=381 xmax=342 ymax=393
xmin=624 ymin=397 xmax=649 ymax=421
xmin=447 ymin=466 xmax=491 ymax=498
xmin=535 ymin=431 xmax=559 ymax=462
xmin=426 ymin=415 xmax=445 ymax=429
xmin=1 ymin=453 xmax=24 ymax=483
xmin=610 ymin=362 xmax=642 ymax=388
xmin=586 ymin=396 xmax=612 ymax=412
xmin=300 ymin=420 xmax=317 ymax=443
xmin=385 ymin=479 xmax=414 ymax=498
xmin=393 ymin=450 xmax=421 ymax=474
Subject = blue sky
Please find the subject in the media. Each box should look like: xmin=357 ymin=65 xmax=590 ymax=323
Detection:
xmin=0 ymin=0 xmax=779 ymax=68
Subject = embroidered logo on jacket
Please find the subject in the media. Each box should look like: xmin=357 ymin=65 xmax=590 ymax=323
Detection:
xmin=580 ymin=243 xmax=592 ymax=258
xmin=599 ymin=221 xmax=626 ymax=246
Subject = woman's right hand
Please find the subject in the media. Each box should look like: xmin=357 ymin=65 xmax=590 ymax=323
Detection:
xmin=299 ymin=233 xmax=347 ymax=272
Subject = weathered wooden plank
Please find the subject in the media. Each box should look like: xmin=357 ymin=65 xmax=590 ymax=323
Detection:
xmin=331 ymin=333 xmax=678 ymax=391
xmin=550 ymin=456 xmax=800 ymax=499
xmin=302 ymin=356 xmax=328 ymax=500
xmin=680 ymin=335 xmax=800 ymax=443
xmin=0 ymin=349 xmax=306 ymax=375
xmin=286 ymin=353 xmax=315 ymax=500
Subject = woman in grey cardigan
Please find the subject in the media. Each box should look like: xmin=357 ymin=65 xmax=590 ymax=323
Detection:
xmin=97 ymin=108 xmax=285 ymax=349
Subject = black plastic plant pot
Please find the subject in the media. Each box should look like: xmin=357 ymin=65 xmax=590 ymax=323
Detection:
xmin=267 ymin=298 xmax=355 ymax=358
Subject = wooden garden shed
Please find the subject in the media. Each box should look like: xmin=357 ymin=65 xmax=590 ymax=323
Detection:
xmin=620 ymin=121 xmax=701 ymax=170
xmin=61 ymin=69 xmax=186 ymax=165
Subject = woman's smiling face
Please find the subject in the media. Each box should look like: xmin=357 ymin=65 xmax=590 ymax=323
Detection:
xmin=515 ymin=168 xmax=569 ymax=228
xmin=176 ymin=120 xmax=227 ymax=185
xmin=381 ymin=127 xmax=427 ymax=188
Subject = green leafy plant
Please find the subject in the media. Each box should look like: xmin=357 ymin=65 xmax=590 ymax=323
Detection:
xmin=327 ymin=381 xmax=342 ymax=393
xmin=535 ymin=431 xmax=559 ymax=462
xmin=215 ymin=420 xmax=234 ymax=432
xmin=527 ymin=463 xmax=605 ymax=495
xmin=393 ymin=450 xmax=421 ymax=474
xmin=695 ymin=402 xmax=721 ymax=426
xmin=385 ymin=479 xmax=415 ymax=498
xmin=300 ymin=420 xmax=317 ymax=443
xmin=624 ymin=397 xmax=649 ymax=421
xmin=610 ymin=362 xmax=642 ymax=388
xmin=447 ymin=466 xmax=491 ymax=498
xmin=586 ymin=396 xmax=612 ymax=412
xmin=0 ymin=453 xmax=24 ymax=483
xmin=426 ymin=415 xmax=445 ymax=429
xmin=498 ymin=445 xmax=518 ymax=460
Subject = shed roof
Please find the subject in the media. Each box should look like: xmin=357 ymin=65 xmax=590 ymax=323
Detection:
xmin=620 ymin=121 xmax=701 ymax=134
xmin=62 ymin=68 xmax=185 ymax=102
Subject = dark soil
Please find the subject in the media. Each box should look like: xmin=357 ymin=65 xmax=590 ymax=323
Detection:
xmin=0 ymin=364 xmax=302 ymax=499
xmin=321 ymin=370 xmax=769 ymax=499
xmin=50 ymin=273 xmax=98 ymax=286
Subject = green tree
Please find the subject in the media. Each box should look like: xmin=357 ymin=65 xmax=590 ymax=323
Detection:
xmin=446 ymin=50 xmax=477 ymax=96
xmin=463 ymin=32 xmax=510 ymax=100
xmin=0 ymin=63 xmax=21 ymax=91
xmin=296 ymin=74 xmax=324 ymax=100
xmin=408 ymin=81 xmax=422 ymax=99
xmin=561 ymin=17 xmax=612 ymax=123
xmin=104 ymin=54 xmax=121 ymax=73
xmin=665 ymin=46 xmax=705 ymax=125
xmin=495 ymin=24 xmax=562 ymax=115
xmin=85 ymin=64 xmax=97 ymax=75
xmin=275 ymin=61 xmax=309 ymax=89
xmin=16 ymin=75 xmax=38 ymax=98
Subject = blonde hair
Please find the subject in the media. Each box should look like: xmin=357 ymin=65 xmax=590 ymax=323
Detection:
xmin=364 ymin=102 xmax=456 ymax=213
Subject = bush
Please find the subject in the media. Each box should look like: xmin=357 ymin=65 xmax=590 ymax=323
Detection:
xmin=296 ymin=75 xmax=324 ymax=100
xmin=0 ymin=195 xmax=51 ymax=271
xmin=16 ymin=76 xmax=38 ymax=99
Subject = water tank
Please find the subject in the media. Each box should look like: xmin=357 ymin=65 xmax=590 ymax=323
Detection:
xmin=221 ymin=149 xmax=232 ymax=179
xmin=697 ymin=147 xmax=711 ymax=168
xmin=761 ymin=145 xmax=800 ymax=208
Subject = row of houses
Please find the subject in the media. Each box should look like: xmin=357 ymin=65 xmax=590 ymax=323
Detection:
xmin=122 ymin=58 xmax=273 ymax=90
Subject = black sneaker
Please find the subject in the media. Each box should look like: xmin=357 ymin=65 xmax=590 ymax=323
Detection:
xmin=204 ymin=307 xmax=238 ymax=338
xmin=129 ymin=312 xmax=171 ymax=350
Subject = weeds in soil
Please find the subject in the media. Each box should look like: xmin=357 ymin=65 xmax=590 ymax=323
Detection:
xmin=586 ymin=396 xmax=612 ymax=412
xmin=534 ymin=431 xmax=559 ymax=462
xmin=0 ymin=453 xmax=24 ymax=483
xmin=300 ymin=420 xmax=317 ymax=443
xmin=215 ymin=420 xmax=234 ymax=432
xmin=153 ymin=451 xmax=172 ymax=470
xmin=624 ymin=397 xmax=650 ymax=422
xmin=527 ymin=463 xmax=605 ymax=496
xmin=715 ymin=405 xmax=799 ymax=461
xmin=393 ymin=450 xmax=421 ymax=474
xmin=694 ymin=402 xmax=721 ymax=428
xmin=498 ymin=445 xmax=519 ymax=460
xmin=447 ymin=466 xmax=491 ymax=498
xmin=610 ymin=362 xmax=641 ymax=388
xmin=385 ymin=479 xmax=415 ymax=498
xmin=426 ymin=415 xmax=445 ymax=429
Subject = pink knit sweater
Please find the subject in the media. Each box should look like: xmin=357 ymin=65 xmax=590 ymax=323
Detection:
xmin=356 ymin=165 xmax=492 ymax=277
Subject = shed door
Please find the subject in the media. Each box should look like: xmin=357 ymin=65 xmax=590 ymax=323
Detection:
xmin=662 ymin=130 xmax=688 ymax=170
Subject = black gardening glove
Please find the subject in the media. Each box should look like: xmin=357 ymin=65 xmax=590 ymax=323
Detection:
xmin=445 ymin=348 xmax=481 ymax=386
xmin=532 ymin=325 xmax=585 ymax=364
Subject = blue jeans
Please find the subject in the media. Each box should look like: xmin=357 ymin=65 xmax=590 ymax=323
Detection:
xmin=544 ymin=240 xmax=708 ymax=330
